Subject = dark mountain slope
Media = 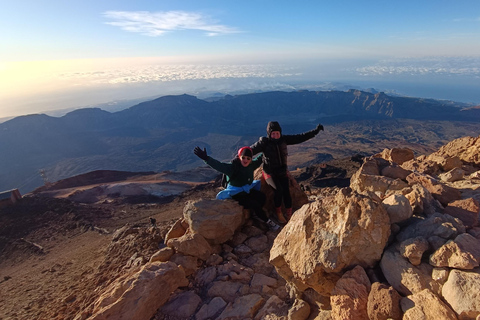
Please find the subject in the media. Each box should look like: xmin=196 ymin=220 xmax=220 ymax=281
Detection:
xmin=1 ymin=89 xmax=479 ymax=193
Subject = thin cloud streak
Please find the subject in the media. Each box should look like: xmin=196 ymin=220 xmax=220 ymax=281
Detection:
xmin=104 ymin=10 xmax=241 ymax=36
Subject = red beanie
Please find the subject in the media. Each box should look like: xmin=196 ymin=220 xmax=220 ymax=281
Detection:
xmin=237 ymin=146 xmax=253 ymax=158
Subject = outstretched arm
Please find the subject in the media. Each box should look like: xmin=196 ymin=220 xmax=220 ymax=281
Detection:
xmin=193 ymin=146 xmax=233 ymax=176
xmin=284 ymin=124 xmax=324 ymax=145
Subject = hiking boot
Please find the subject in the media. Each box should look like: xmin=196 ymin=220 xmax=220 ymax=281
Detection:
xmin=275 ymin=207 xmax=287 ymax=224
xmin=266 ymin=219 xmax=280 ymax=231
xmin=285 ymin=208 xmax=293 ymax=220
xmin=252 ymin=217 xmax=269 ymax=232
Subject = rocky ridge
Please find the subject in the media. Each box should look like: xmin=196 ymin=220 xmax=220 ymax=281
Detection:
xmin=68 ymin=135 xmax=480 ymax=320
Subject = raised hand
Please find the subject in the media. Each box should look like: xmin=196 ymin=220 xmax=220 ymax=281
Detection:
xmin=193 ymin=146 xmax=208 ymax=160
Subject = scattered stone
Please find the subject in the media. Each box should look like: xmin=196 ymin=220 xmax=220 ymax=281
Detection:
xmin=399 ymin=236 xmax=429 ymax=266
xmin=217 ymin=294 xmax=265 ymax=320
xmin=444 ymin=198 xmax=480 ymax=229
xmin=159 ymin=290 xmax=201 ymax=318
xmin=382 ymin=194 xmax=413 ymax=224
xmin=429 ymin=233 xmax=480 ymax=269
xmin=149 ymin=247 xmax=174 ymax=263
xmin=195 ymin=297 xmax=227 ymax=320
xmin=288 ymin=299 xmax=311 ymax=320
xmin=401 ymin=289 xmax=458 ymax=320
xmin=167 ymin=232 xmax=213 ymax=261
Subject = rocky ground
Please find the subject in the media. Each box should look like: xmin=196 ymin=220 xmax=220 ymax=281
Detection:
xmin=0 ymin=155 xmax=358 ymax=320
xmin=1 ymin=136 xmax=480 ymax=320
xmin=0 ymin=178 xmax=220 ymax=320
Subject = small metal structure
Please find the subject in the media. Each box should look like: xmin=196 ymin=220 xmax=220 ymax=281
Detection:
xmin=0 ymin=189 xmax=22 ymax=208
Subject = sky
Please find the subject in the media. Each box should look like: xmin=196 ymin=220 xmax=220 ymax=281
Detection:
xmin=1 ymin=0 xmax=480 ymax=119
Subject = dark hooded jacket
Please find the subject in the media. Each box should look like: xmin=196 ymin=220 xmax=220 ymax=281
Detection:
xmin=250 ymin=121 xmax=319 ymax=176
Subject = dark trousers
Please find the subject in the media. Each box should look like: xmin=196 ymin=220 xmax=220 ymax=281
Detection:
xmin=232 ymin=189 xmax=268 ymax=222
xmin=273 ymin=175 xmax=292 ymax=209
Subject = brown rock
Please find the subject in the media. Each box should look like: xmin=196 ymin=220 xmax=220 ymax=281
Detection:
xmin=375 ymin=147 xmax=415 ymax=165
xmin=164 ymin=218 xmax=188 ymax=243
xmin=255 ymin=295 xmax=289 ymax=320
xmin=183 ymin=199 xmax=245 ymax=244
xmin=429 ymin=233 xmax=480 ymax=269
xmin=367 ymin=282 xmax=402 ymax=320
xmin=330 ymin=265 xmax=371 ymax=320
xmin=380 ymin=246 xmax=440 ymax=296
xmin=399 ymin=237 xmax=429 ymax=266
xmin=288 ymin=299 xmax=311 ymax=320
xmin=439 ymin=167 xmax=465 ymax=182
xmin=442 ymin=269 xmax=480 ymax=320
xmin=170 ymin=253 xmax=198 ymax=276
xmin=167 ymin=232 xmax=213 ymax=261
xmin=217 ymin=294 xmax=265 ymax=320
xmin=88 ymin=262 xmax=188 ymax=320
xmin=351 ymin=158 xmax=409 ymax=196
xmin=401 ymin=289 xmax=458 ymax=320
xmin=270 ymin=189 xmax=390 ymax=295
xmin=428 ymin=154 xmax=464 ymax=172
xmin=382 ymin=194 xmax=413 ymax=224
xmin=159 ymin=290 xmax=201 ymax=318
xmin=406 ymin=172 xmax=462 ymax=206
xmin=430 ymin=135 xmax=480 ymax=166
xmin=444 ymin=198 xmax=480 ymax=229
xmin=404 ymin=183 xmax=439 ymax=215
xmin=149 ymin=247 xmax=174 ymax=263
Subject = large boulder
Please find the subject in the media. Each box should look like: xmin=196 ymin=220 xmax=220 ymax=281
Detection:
xmin=183 ymin=199 xmax=245 ymax=244
xmin=270 ymin=188 xmax=390 ymax=295
xmin=88 ymin=262 xmax=188 ymax=320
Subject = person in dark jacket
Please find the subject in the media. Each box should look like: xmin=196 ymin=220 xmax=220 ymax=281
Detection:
xmin=193 ymin=146 xmax=280 ymax=230
xmin=250 ymin=121 xmax=323 ymax=223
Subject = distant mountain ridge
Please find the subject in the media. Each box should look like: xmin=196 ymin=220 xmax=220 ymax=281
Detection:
xmin=1 ymin=89 xmax=479 ymax=193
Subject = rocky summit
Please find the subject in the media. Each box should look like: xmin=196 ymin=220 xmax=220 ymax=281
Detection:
xmin=1 ymin=135 xmax=480 ymax=320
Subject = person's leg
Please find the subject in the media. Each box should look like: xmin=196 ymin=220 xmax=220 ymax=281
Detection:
xmin=277 ymin=175 xmax=293 ymax=219
xmin=232 ymin=191 xmax=267 ymax=222
xmin=232 ymin=191 xmax=279 ymax=230
xmin=279 ymin=175 xmax=292 ymax=209
xmin=272 ymin=176 xmax=287 ymax=223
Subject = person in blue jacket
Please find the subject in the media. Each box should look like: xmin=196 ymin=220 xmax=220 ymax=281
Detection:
xmin=193 ymin=146 xmax=280 ymax=231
